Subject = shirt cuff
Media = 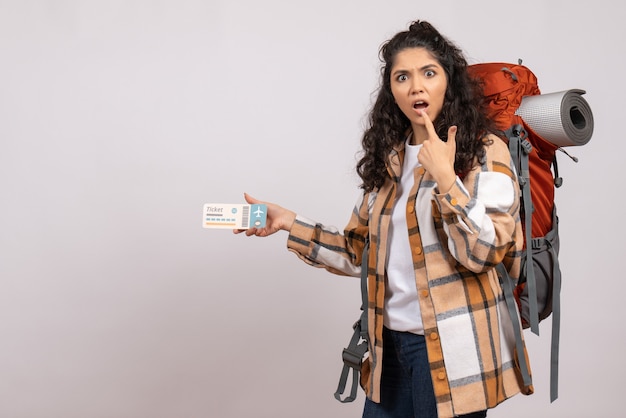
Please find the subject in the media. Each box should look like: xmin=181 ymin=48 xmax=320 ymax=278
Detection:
xmin=286 ymin=214 xmax=316 ymax=256
xmin=434 ymin=177 xmax=470 ymax=216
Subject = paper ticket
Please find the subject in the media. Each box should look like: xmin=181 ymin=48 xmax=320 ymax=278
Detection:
xmin=202 ymin=203 xmax=267 ymax=229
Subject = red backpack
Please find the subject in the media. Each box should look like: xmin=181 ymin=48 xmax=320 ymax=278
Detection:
xmin=468 ymin=61 xmax=563 ymax=402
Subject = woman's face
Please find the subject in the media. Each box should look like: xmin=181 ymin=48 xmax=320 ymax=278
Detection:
xmin=389 ymin=47 xmax=447 ymax=137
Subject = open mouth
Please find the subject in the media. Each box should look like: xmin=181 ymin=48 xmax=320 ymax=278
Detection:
xmin=413 ymin=101 xmax=428 ymax=111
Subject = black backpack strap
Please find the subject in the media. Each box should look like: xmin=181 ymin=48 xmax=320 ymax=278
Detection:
xmin=497 ymin=263 xmax=532 ymax=389
xmin=533 ymin=209 xmax=561 ymax=402
xmin=507 ymin=125 xmax=540 ymax=335
xmin=509 ymin=126 xmax=561 ymax=401
xmin=334 ymin=319 xmax=368 ymax=402
xmin=334 ymin=239 xmax=369 ymax=403
xmin=545 ymin=145 xmax=563 ymax=402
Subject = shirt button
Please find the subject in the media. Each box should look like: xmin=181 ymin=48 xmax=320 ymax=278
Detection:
xmin=437 ymin=372 xmax=446 ymax=380
xmin=414 ymin=247 xmax=423 ymax=255
xmin=450 ymin=198 xmax=458 ymax=206
xmin=417 ymin=167 xmax=425 ymax=175
xmin=408 ymin=205 xmax=415 ymax=214
xmin=421 ymin=290 xmax=429 ymax=298
xmin=430 ymin=332 xmax=439 ymax=341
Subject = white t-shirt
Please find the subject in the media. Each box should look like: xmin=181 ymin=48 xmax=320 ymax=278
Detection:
xmin=384 ymin=140 xmax=424 ymax=335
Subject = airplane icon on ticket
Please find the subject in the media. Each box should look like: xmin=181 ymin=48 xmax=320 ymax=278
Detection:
xmin=253 ymin=206 xmax=264 ymax=217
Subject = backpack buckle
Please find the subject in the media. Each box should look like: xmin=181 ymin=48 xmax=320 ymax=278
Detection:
xmin=341 ymin=347 xmax=364 ymax=370
xmin=521 ymin=138 xmax=533 ymax=155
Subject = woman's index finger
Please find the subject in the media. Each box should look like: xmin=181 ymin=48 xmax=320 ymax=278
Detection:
xmin=420 ymin=109 xmax=438 ymax=137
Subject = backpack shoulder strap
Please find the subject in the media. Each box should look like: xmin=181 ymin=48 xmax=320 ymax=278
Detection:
xmin=505 ymin=130 xmax=562 ymax=401
xmin=497 ymin=263 xmax=533 ymax=389
xmin=334 ymin=238 xmax=369 ymax=403
xmin=506 ymin=125 xmax=540 ymax=335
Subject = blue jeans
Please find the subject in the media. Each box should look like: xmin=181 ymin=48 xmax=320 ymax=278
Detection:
xmin=362 ymin=327 xmax=487 ymax=418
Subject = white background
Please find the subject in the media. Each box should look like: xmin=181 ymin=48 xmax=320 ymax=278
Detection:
xmin=0 ymin=1 xmax=622 ymax=417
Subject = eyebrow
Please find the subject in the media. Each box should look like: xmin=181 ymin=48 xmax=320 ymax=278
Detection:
xmin=391 ymin=63 xmax=440 ymax=77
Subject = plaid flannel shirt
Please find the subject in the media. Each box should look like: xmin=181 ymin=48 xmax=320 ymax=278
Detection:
xmin=287 ymin=134 xmax=533 ymax=418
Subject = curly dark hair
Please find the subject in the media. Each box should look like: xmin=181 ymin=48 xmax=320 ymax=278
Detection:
xmin=356 ymin=20 xmax=496 ymax=192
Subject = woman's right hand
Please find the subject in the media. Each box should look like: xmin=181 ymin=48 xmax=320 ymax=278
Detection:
xmin=233 ymin=193 xmax=296 ymax=237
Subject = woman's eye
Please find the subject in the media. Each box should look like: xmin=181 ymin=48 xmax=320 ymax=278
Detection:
xmin=425 ymin=70 xmax=435 ymax=77
xmin=397 ymin=74 xmax=408 ymax=82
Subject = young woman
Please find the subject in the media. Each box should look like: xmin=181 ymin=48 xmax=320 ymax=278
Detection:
xmin=235 ymin=20 xmax=533 ymax=418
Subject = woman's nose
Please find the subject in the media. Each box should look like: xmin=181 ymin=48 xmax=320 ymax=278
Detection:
xmin=410 ymin=76 xmax=424 ymax=94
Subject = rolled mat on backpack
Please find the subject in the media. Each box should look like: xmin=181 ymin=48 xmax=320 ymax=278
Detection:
xmin=515 ymin=89 xmax=594 ymax=147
